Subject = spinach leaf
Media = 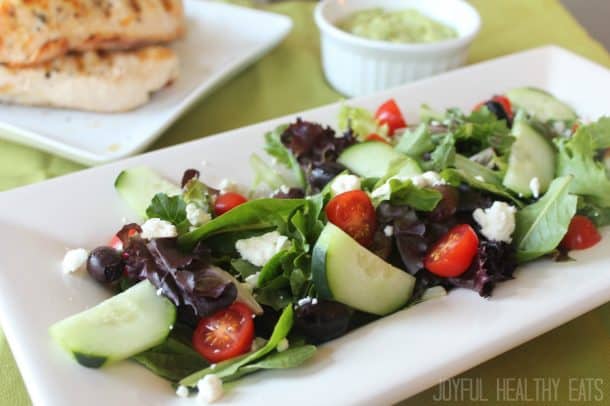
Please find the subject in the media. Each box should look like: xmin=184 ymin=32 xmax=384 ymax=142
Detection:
xmin=258 ymin=250 xmax=292 ymax=287
xmin=132 ymin=337 xmax=208 ymax=382
xmin=514 ymin=176 xmax=578 ymax=262
xmin=146 ymin=193 xmax=187 ymax=225
xmin=264 ymin=126 xmax=306 ymax=189
xmin=179 ymin=199 xmax=306 ymax=250
xmin=179 ymin=306 xmax=295 ymax=387
xmin=373 ymin=178 xmax=442 ymax=211
xmin=223 ymin=345 xmax=316 ymax=383
xmin=556 ymin=122 xmax=610 ymax=207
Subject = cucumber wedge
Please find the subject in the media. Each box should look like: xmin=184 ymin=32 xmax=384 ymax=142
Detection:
xmin=114 ymin=167 xmax=181 ymax=218
xmin=338 ymin=142 xmax=422 ymax=178
xmin=502 ymin=117 xmax=556 ymax=197
xmin=312 ymin=224 xmax=415 ymax=315
xmin=507 ymin=87 xmax=577 ymax=122
xmin=50 ymin=281 xmax=176 ymax=368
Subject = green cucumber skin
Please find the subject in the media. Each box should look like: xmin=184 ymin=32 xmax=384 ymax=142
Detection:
xmin=311 ymin=232 xmax=334 ymax=300
xmin=337 ymin=142 xmax=421 ymax=178
xmin=507 ymin=87 xmax=577 ymax=122
xmin=114 ymin=167 xmax=181 ymax=218
xmin=73 ymin=352 xmax=108 ymax=369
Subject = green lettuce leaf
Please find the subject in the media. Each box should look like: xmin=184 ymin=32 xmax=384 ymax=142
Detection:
xmin=449 ymin=108 xmax=514 ymax=156
xmin=372 ymin=178 xmax=442 ymax=211
xmin=395 ymin=124 xmax=434 ymax=157
xmin=423 ymin=134 xmax=456 ymax=171
xmin=337 ymin=104 xmax=388 ymax=139
xmin=250 ymin=154 xmax=291 ymax=191
xmin=514 ymin=176 xmax=578 ymax=262
xmin=556 ymin=122 xmax=610 ymax=207
xmin=264 ymin=125 xmax=306 ymax=188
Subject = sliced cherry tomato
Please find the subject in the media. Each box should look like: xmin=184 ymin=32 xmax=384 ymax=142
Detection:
xmin=571 ymin=122 xmax=580 ymax=134
xmin=365 ymin=133 xmax=389 ymax=144
xmin=214 ymin=192 xmax=248 ymax=216
xmin=193 ymin=302 xmax=255 ymax=363
xmin=561 ymin=215 xmax=601 ymax=251
xmin=325 ymin=190 xmax=377 ymax=246
xmin=375 ymin=99 xmax=407 ymax=136
xmin=108 ymin=228 xmax=138 ymax=251
xmin=424 ymin=224 xmax=479 ymax=278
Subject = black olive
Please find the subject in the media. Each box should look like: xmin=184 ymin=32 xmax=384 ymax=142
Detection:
xmin=484 ymin=100 xmax=512 ymax=126
xmin=271 ymin=187 xmax=306 ymax=199
xmin=308 ymin=162 xmax=346 ymax=191
xmin=294 ymin=300 xmax=353 ymax=344
xmin=87 ymin=246 xmax=124 ymax=284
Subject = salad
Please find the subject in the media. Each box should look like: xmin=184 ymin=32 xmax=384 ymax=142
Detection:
xmin=52 ymin=87 xmax=609 ymax=403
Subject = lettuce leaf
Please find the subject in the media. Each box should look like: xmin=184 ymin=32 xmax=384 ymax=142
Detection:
xmin=372 ymin=178 xmax=442 ymax=211
xmin=513 ymin=176 xmax=578 ymax=262
xmin=337 ymin=104 xmax=388 ymax=140
xmin=264 ymin=125 xmax=307 ymax=189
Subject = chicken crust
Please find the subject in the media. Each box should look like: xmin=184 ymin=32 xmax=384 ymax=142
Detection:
xmin=0 ymin=0 xmax=185 ymax=66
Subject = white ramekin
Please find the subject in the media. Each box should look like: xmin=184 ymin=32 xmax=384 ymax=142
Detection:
xmin=314 ymin=0 xmax=481 ymax=97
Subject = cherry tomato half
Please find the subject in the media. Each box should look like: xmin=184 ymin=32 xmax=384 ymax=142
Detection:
xmin=375 ymin=99 xmax=407 ymax=136
xmin=560 ymin=215 xmax=601 ymax=251
xmin=365 ymin=134 xmax=389 ymax=144
xmin=424 ymin=224 xmax=479 ymax=278
xmin=108 ymin=228 xmax=138 ymax=251
xmin=193 ymin=302 xmax=255 ymax=363
xmin=214 ymin=192 xmax=248 ymax=216
xmin=325 ymin=190 xmax=377 ymax=246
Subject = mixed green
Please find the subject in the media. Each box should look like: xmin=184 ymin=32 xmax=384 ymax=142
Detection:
xmin=51 ymin=88 xmax=609 ymax=402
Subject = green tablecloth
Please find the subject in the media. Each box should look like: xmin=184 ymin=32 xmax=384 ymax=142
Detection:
xmin=1 ymin=1 xmax=608 ymax=404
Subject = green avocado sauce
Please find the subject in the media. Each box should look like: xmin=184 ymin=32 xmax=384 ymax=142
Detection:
xmin=339 ymin=8 xmax=458 ymax=44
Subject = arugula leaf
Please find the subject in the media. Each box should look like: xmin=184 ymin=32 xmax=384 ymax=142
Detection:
xmin=395 ymin=124 xmax=435 ymax=157
xmin=556 ymin=125 xmax=610 ymax=207
xmin=223 ymin=345 xmax=316 ymax=383
xmin=373 ymin=178 xmax=442 ymax=211
xmin=514 ymin=176 xmax=578 ymax=262
xmin=179 ymin=306 xmax=295 ymax=387
xmin=132 ymin=337 xmax=208 ymax=382
xmin=255 ymin=276 xmax=292 ymax=310
xmin=264 ymin=126 xmax=306 ymax=189
xmin=258 ymin=250 xmax=292 ymax=287
xmin=422 ymin=134 xmax=456 ymax=172
xmin=146 ymin=193 xmax=188 ymax=228
xmin=179 ymin=199 xmax=306 ymax=250
xmin=337 ymin=104 xmax=388 ymax=139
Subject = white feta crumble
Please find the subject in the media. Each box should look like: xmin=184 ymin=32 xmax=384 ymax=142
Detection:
xmin=330 ymin=174 xmax=361 ymax=196
xmin=140 ymin=218 xmax=177 ymax=239
xmin=383 ymin=225 xmax=394 ymax=237
xmin=186 ymin=203 xmax=212 ymax=227
xmin=244 ymin=272 xmax=260 ymax=289
xmin=156 ymin=288 xmax=163 ymax=296
xmin=251 ymin=337 xmax=267 ymax=352
xmin=196 ymin=374 xmax=223 ymax=404
xmin=271 ymin=184 xmax=291 ymax=196
xmin=371 ymin=171 xmax=445 ymax=199
xmin=529 ymin=177 xmax=541 ymax=199
xmin=176 ymin=385 xmax=189 ymax=398
xmin=297 ymin=296 xmax=313 ymax=307
xmin=312 ymin=298 xmax=318 ymax=305
xmin=61 ymin=248 xmax=89 ymax=274
xmin=474 ymin=175 xmax=485 ymax=182
xmin=235 ymin=231 xmax=290 ymax=267
xmin=276 ymin=338 xmax=289 ymax=353
xmin=473 ymin=201 xmax=517 ymax=243
xmin=552 ymin=121 xmax=566 ymax=134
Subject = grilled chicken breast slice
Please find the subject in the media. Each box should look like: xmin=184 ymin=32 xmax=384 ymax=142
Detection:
xmin=0 ymin=0 xmax=185 ymax=66
xmin=0 ymin=46 xmax=179 ymax=112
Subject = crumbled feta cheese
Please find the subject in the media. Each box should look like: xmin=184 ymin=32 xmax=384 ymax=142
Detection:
xmin=331 ymin=174 xmax=361 ymax=196
xmin=383 ymin=225 xmax=394 ymax=237
xmin=276 ymin=338 xmax=289 ymax=353
xmin=371 ymin=171 xmax=445 ymax=199
xmin=61 ymin=248 xmax=89 ymax=274
xmin=186 ymin=203 xmax=212 ymax=227
xmin=553 ymin=121 xmax=566 ymax=134
xmin=196 ymin=374 xmax=223 ymax=404
xmin=311 ymin=298 xmax=318 ymax=305
xmin=244 ymin=272 xmax=260 ymax=289
xmin=235 ymin=231 xmax=290 ymax=267
xmin=176 ymin=385 xmax=189 ymax=398
xmin=271 ymin=185 xmax=291 ymax=196
xmin=156 ymin=288 xmax=163 ymax=296
xmin=140 ymin=218 xmax=177 ymax=239
xmin=474 ymin=175 xmax=485 ymax=182
xmin=529 ymin=177 xmax=540 ymax=199
xmin=297 ymin=297 xmax=313 ymax=306
xmin=473 ymin=201 xmax=517 ymax=243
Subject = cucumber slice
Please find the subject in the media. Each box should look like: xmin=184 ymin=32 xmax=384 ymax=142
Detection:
xmin=502 ymin=117 xmax=556 ymax=197
xmin=50 ymin=281 xmax=176 ymax=368
xmin=114 ymin=167 xmax=181 ymax=218
xmin=337 ymin=142 xmax=422 ymax=178
xmin=507 ymin=87 xmax=577 ymax=122
xmin=312 ymin=223 xmax=415 ymax=316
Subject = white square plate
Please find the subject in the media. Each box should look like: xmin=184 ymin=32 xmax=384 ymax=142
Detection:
xmin=0 ymin=0 xmax=292 ymax=166
xmin=0 ymin=46 xmax=609 ymax=406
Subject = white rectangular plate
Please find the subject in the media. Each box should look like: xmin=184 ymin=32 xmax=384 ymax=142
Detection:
xmin=0 ymin=46 xmax=609 ymax=406
xmin=0 ymin=0 xmax=292 ymax=166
